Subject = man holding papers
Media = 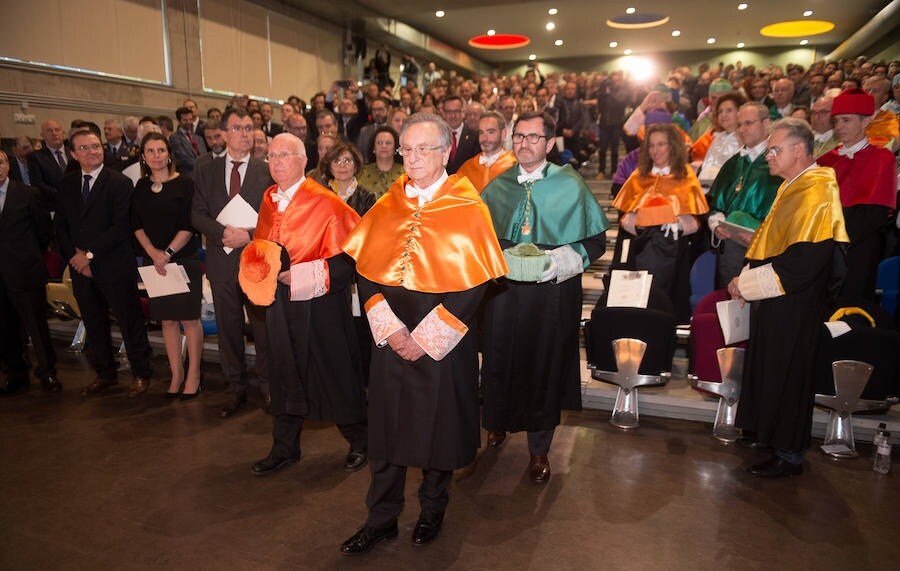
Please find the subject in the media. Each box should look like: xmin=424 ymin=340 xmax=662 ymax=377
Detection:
xmin=728 ymin=118 xmax=848 ymax=478
xmin=192 ymin=108 xmax=273 ymax=417
xmin=241 ymin=133 xmax=367 ymax=477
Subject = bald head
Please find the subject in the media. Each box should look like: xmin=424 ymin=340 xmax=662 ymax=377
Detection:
xmin=863 ymin=76 xmax=890 ymax=106
xmin=268 ymin=133 xmax=308 ymax=188
xmin=771 ymin=78 xmax=795 ymax=107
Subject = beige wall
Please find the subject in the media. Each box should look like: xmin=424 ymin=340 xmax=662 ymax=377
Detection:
xmin=0 ymin=0 xmax=343 ymax=141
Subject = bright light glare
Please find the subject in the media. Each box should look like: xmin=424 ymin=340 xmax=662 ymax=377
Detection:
xmin=435 ymin=10 xmax=445 ymax=18
xmin=487 ymin=29 xmax=496 ymax=36
xmin=737 ymin=42 xmax=745 ymax=48
xmin=624 ymin=56 xmax=653 ymax=81
xmin=609 ymin=41 xmax=618 ymax=48
xmin=528 ymin=54 xmax=537 ymax=61
xmin=626 ymin=7 xmax=636 ymax=14
xmin=803 ymin=10 xmax=813 ymax=17
xmin=624 ymin=48 xmax=632 ymax=55
xmin=672 ymin=30 xmax=681 ymax=37
xmin=738 ymin=3 xmax=748 ymax=10
xmin=548 ymin=8 xmax=558 ymax=15
xmin=707 ymin=37 xmax=716 ymax=44
xmin=555 ymin=39 xmax=564 ymax=46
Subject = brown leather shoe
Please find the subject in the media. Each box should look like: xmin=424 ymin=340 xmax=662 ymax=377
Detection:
xmin=127 ymin=377 xmax=150 ymax=397
xmin=81 ymin=378 xmax=118 ymax=396
xmin=529 ymin=454 xmax=551 ymax=484
xmin=487 ymin=431 xmax=507 ymax=447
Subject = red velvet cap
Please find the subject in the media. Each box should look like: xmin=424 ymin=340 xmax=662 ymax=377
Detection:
xmin=831 ymin=88 xmax=874 ymax=117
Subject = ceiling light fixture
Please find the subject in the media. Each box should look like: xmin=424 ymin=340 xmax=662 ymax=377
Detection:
xmin=607 ymin=14 xmax=669 ymax=29
xmin=528 ymin=54 xmax=537 ymax=61
xmin=672 ymin=30 xmax=681 ymax=37
xmin=626 ymin=7 xmax=636 ymax=14
xmin=800 ymin=39 xmax=809 ymax=45
xmin=760 ymin=20 xmax=835 ymax=37
xmin=737 ymin=42 xmax=745 ymax=48
xmin=624 ymin=49 xmax=632 ymax=55
xmin=548 ymin=8 xmax=558 ymax=15
xmin=707 ymin=37 xmax=716 ymax=44
xmin=803 ymin=10 xmax=813 ymax=17
xmin=555 ymin=39 xmax=564 ymax=46
xmin=546 ymin=22 xmax=556 ymax=31
xmin=435 ymin=10 xmax=445 ymax=18
xmin=738 ymin=3 xmax=748 ymax=10
xmin=469 ymin=34 xmax=531 ymax=50
xmin=487 ymin=29 xmax=496 ymax=36
xmin=609 ymin=41 xmax=618 ymax=48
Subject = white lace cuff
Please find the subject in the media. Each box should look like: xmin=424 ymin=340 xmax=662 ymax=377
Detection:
xmin=737 ymin=263 xmax=784 ymax=301
xmin=364 ymin=294 xmax=405 ymax=346
xmin=547 ymin=244 xmax=585 ymax=284
xmin=708 ymin=211 xmax=726 ymax=232
xmin=289 ymin=259 xmax=329 ymax=301
xmin=410 ymin=304 xmax=468 ymax=361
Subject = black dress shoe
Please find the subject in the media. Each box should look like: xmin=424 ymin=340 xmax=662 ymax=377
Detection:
xmin=220 ymin=393 xmax=247 ymax=418
xmin=529 ymin=454 xmax=551 ymax=484
xmin=0 ymin=375 xmax=29 ymax=395
xmin=412 ymin=514 xmax=444 ymax=546
xmin=41 ymin=375 xmax=62 ymax=393
xmin=487 ymin=431 xmax=507 ymax=447
xmin=345 ymin=450 xmax=368 ymax=472
xmin=749 ymin=455 xmax=803 ymax=478
xmin=180 ymin=384 xmax=203 ymax=401
xmin=340 ymin=523 xmax=398 ymax=555
xmin=251 ymin=454 xmax=300 ymax=476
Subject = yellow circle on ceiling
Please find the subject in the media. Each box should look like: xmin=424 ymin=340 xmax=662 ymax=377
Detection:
xmin=760 ymin=20 xmax=835 ymax=38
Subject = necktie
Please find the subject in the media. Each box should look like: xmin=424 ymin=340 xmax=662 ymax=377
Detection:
xmin=20 ymin=160 xmax=31 ymax=185
xmin=82 ymin=174 xmax=92 ymax=201
xmin=229 ymin=161 xmax=243 ymax=198
xmin=188 ymin=131 xmax=199 ymax=157
xmin=450 ymin=130 xmax=458 ymax=161
xmin=55 ymin=149 xmax=66 ymax=170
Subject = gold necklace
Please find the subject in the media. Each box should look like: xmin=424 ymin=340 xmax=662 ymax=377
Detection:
xmin=521 ymin=181 xmax=533 ymax=236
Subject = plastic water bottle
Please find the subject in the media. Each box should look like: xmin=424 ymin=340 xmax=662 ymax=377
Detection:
xmin=874 ymin=431 xmax=891 ymax=475
xmin=873 ymin=423 xmax=887 ymax=447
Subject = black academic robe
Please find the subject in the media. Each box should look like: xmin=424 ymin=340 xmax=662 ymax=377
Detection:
xmin=736 ymin=240 xmax=838 ymax=452
xmin=360 ymin=278 xmax=487 ymax=472
xmin=481 ymin=235 xmax=606 ymax=433
xmin=266 ymin=253 xmax=366 ymax=423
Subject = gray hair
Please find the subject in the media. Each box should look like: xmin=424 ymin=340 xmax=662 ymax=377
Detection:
xmin=400 ymin=112 xmax=451 ymax=149
xmin=771 ymin=117 xmax=814 ymax=156
xmin=479 ymin=110 xmax=507 ymax=132
xmin=272 ymin=132 xmax=306 ymax=156
xmin=740 ymin=101 xmax=770 ymax=121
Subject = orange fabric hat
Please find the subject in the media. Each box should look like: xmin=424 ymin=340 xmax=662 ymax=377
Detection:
xmin=238 ymin=239 xmax=290 ymax=307
xmin=635 ymin=195 xmax=678 ymax=227
xmin=831 ymin=88 xmax=874 ymax=116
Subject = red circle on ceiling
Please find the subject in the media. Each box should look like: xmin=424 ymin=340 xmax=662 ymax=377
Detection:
xmin=468 ymin=34 xmax=531 ymax=50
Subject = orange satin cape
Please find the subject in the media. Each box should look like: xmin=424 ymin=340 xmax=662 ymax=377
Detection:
xmin=865 ymin=109 xmax=899 ymax=148
xmin=455 ymin=150 xmax=518 ymax=193
xmin=254 ymin=178 xmax=361 ymax=265
xmin=689 ymin=129 xmax=714 ymax=163
xmin=612 ymin=169 xmax=709 ymax=220
xmin=342 ymin=174 xmax=508 ymax=293
xmin=745 ymin=167 xmax=849 ymax=261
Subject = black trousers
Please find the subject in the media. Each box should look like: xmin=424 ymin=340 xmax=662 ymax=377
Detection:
xmin=209 ymin=279 xmax=268 ymax=395
xmin=527 ymin=429 xmax=555 ymax=456
xmin=71 ymin=273 xmax=151 ymax=380
xmin=365 ymin=459 xmax=452 ymax=528
xmin=0 ymin=278 xmax=56 ymax=380
xmin=271 ymin=413 xmax=367 ymax=459
xmin=596 ymin=123 xmax=623 ymax=174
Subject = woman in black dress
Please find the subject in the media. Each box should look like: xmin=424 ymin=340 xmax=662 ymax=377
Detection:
xmin=319 ymin=142 xmax=376 ymax=217
xmin=131 ymin=132 xmax=204 ymax=399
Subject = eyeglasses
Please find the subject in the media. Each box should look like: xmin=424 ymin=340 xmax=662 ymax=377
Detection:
xmin=765 ymin=142 xmax=798 ymax=157
xmin=228 ymin=125 xmax=254 ymax=133
xmin=75 ymin=143 xmax=103 ymax=152
xmin=512 ymin=133 xmax=547 ymax=144
xmin=397 ymin=145 xmax=443 ymax=157
xmin=332 ymin=157 xmax=354 ymax=166
xmin=266 ymin=152 xmax=301 ymax=162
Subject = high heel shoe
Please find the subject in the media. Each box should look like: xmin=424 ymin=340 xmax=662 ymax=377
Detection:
xmin=180 ymin=380 xmax=203 ymax=401
xmin=165 ymin=378 xmax=186 ymax=399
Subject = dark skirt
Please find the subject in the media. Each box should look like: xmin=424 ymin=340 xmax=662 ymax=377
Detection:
xmin=146 ymin=256 xmax=202 ymax=321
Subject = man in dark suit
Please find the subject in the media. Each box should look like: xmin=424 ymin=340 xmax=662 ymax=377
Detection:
xmin=28 ymin=119 xmax=70 ymax=209
xmin=8 ymin=136 xmax=34 ymax=185
xmin=326 ymin=82 xmax=368 ymax=144
xmin=54 ymin=130 xmax=153 ymax=397
xmin=260 ymin=102 xmax=282 ymax=138
xmin=441 ymin=95 xmax=479 ymax=174
xmin=183 ymin=98 xmax=206 ymax=142
xmin=0 ymin=151 xmax=61 ymax=394
xmin=170 ymin=106 xmax=207 ymax=177
xmin=192 ymin=108 xmax=272 ymax=418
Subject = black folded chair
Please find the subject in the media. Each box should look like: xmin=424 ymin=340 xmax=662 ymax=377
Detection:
xmin=585 ymin=288 xmax=678 ymax=429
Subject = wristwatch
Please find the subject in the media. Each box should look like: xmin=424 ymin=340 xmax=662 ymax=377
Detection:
xmin=165 ymin=247 xmax=176 ymax=257
xmin=85 ymin=251 xmax=94 ymax=261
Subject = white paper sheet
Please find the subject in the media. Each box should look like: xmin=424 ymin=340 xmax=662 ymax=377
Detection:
xmin=607 ymin=270 xmax=652 ymax=309
xmin=215 ymin=195 xmax=259 ymax=254
xmin=138 ymin=263 xmax=191 ymax=298
xmin=716 ymin=299 xmax=750 ymax=345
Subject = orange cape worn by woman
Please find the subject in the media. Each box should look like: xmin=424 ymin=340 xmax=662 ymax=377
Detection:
xmin=865 ymin=109 xmax=899 ymax=148
xmin=255 ymin=177 xmax=360 ymax=265
xmin=342 ymin=174 xmax=508 ymax=293
xmin=689 ymin=129 xmax=714 ymax=163
xmin=613 ymin=168 xmax=708 ymax=226
xmin=455 ymin=150 xmax=518 ymax=193
xmin=745 ymin=166 xmax=849 ymax=261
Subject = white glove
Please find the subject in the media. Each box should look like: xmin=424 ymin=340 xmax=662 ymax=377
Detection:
xmin=539 ymin=256 xmax=559 ymax=283
xmin=661 ymin=222 xmax=681 ymax=240
xmin=708 ymin=211 xmax=726 ymax=232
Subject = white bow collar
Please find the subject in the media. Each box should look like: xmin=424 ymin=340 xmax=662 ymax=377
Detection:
xmin=651 ymin=166 xmax=671 ymax=176
xmin=517 ymin=162 xmax=547 ymax=183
